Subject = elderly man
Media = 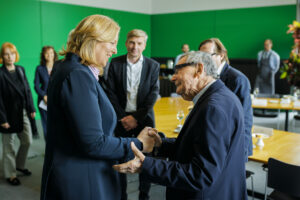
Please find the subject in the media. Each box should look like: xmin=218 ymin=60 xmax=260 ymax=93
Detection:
xmin=199 ymin=38 xmax=253 ymax=162
xmin=114 ymin=51 xmax=247 ymax=200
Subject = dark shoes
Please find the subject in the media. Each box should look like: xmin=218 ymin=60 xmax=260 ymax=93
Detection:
xmin=6 ymin=168 xmax=31 ymax=186
xmin=6 ymin=177 xmax=21 ymax=186
xmin=16 ymin=168 xmax=32 ymax=176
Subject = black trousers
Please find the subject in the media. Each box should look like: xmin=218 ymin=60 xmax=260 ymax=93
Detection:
xmin=116 ymin=114 xmax=154 ymax=200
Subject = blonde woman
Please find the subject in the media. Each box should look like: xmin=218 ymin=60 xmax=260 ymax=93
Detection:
xmin=40 ymin=15 xmax=155 ymax=200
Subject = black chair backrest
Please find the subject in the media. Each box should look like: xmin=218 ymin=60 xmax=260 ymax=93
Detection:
xmin=268 ymin=158 xmax=300 ymax=197
xmin=257 ymin=93 xmax=280 ymax=98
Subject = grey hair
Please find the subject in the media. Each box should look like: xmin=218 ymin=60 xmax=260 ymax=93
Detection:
xmin=183 ymin=51 xmax=218 ymax=79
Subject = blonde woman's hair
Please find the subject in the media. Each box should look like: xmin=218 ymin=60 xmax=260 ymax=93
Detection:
xmin=61 ymin=14 xmax=120 ymax=69
xmin=126 ymin=29 xmax=148 ymax=42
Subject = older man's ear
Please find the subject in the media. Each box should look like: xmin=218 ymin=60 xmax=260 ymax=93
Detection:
xmin=195 ymin=63 xmax=204 ymax=76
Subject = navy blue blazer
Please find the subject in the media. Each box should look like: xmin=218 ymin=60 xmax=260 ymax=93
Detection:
xmin=141 ymin=80 xmax=247 ymax=200
xmin=106 ymin=55 xmax=160 ymax=125
xmin=0 ymin=65 xmax=35 ymax=133
xmin=220 ymin=63 xmax=253 ymax=159
xmin=40 ymin=53 xmax=143 ymax=200
xmin=34 ymin=65 xmax=49 ymax=103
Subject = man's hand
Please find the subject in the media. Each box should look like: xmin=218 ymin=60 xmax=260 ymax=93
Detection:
xmin=137 ymin=127 xmax=155 ymax=153
xmin=148 ymin=128 xmax=162 ymax=147
xmin=30 ymin=112 xmax=36 ymax=119
xmin=113 ymin=142 xmax=145 ymax=174
xmin=121 ymin=115 xmax=137 ymax=131
xmin=1 ymin=122 xmax=10 ymax=129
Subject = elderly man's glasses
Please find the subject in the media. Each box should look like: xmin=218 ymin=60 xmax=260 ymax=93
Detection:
xmin=174 ymin=62 xmax=196 ymax=71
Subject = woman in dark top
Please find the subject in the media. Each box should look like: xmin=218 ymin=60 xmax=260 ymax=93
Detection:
xmin=40 ymin=15 xmax=155 ymax=200
xmin=34 ymin=46 xmax=57 ymax=139
xmin=0 ymin=42 xmax=36 ymax=186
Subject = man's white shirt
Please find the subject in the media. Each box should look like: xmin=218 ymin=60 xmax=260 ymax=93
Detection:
xmin=125 ymin=55 xmax=144 ymax=112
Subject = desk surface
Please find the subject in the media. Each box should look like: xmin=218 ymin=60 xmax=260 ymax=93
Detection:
xmin=249 ymin=129 xmax=300 ymax=165
xmin=252 ymin=97 xmax=300 ymax=110
xmin=154 ymin=97 xmax=192 ymax=138
xmin=154 ymin=97 xmax=300 ymax=166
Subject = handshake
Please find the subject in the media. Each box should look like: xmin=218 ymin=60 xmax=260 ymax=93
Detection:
xmin=113 ymin=127 xmax=162 ymax=174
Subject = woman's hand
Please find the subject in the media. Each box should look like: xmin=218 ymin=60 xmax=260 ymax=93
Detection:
xmin=43 ymin=95 xmax=48 ymax=104
xmin=1 ymin=122 xmax=10 ymax=129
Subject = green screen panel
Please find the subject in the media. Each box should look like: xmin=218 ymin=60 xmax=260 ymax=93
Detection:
xmin=151 ymin=5 xmax=296 ymax=59
xmin=0 ymin=0 xmax=41 ymax=118
xmin=151 ymin=11 xmax=216 ymax=57
xmin=40 ymin=2 xmax=151 ymax=58
xmin=215 ymin=5 xmax=295 ymax=58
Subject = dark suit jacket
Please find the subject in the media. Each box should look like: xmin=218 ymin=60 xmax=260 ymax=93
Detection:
xmin=40 ymin=53 xmax=143 ymax=200
xmin=34 ymin=65 xmax=49 ymax=103
xmin=220 ymin=63 xmax=253 ymax=159
xmin=0 ymin=65 xmax=35 ymax=133
xmin=141 ymin=80 xmax=247 ymax=200
xmin=106 ymin=55 xmax=160 ymax=136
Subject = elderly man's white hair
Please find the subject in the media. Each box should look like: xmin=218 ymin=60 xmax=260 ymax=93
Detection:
xmin=182 ymin=51 xmax=218 ymax=79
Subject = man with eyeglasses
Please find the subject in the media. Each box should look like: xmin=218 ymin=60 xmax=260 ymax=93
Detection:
xmin=198 ymin=38 xmax=253 ymax=162
xmin=113 ymin=51 xmax=247 ymax=200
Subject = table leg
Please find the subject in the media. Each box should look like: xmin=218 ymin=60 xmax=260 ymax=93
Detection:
xmin=285 ymin=110 xmax=289 ymax=131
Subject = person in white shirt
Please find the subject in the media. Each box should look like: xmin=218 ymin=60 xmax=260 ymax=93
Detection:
xmin=255 ymin=39 xmax=280 ymax=94
xmin=106 ymin=29 xmax=160 ymax=200
xmin=174 ymin=43 xmax=190 ymax=65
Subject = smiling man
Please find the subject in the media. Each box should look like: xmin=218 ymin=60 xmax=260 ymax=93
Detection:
xmin=106 ymin=29 xmax=160 ymax=200
xmin=113 ymin=51 xmax=247 ymax=200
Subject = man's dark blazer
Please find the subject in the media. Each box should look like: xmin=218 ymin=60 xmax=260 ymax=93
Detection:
xmin=0 ymin=65 xmax=35 ymax=133
xmin=40 ymin=53 xmax=142 ymax=200
xmin=106 ymin=54 xmax=160 ymax=136
xmin=141 ymin=80 xmax=247 ymax=200
xmin=220 ymin=63 xmax=253 ymax=160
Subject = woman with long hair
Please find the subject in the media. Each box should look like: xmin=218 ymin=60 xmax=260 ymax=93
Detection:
xmin=34 ymin=46 xmax=58 ymax=139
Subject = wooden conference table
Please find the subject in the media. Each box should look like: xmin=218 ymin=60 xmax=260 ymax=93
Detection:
xmin=154 ymin=97 xmax=300 ymax=166
xmin=252 ymin=97 xmax=300 ymax=131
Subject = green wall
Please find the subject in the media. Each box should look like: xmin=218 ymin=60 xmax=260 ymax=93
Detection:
xmin=151 ymin=5 xmax=296 ymax=59
xmin=0 ymin=0 xmax=151 ymax=119
xmin=0 ymin=1 xmax=297 ymax=119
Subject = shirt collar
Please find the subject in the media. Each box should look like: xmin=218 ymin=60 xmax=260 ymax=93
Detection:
xmin=217 ymin=61 xmax=226 ymax=75
xmin=192 ymin=80 xmax=216 ymax=104
xmin=127 ymin=55 xmax=144 ymax=65
xmin=88 ymin=66 xmax=100 ymax=81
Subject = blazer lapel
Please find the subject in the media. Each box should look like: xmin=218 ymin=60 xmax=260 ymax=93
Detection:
xmin=176 ymin=80 xmax=224 ymax=140
xmin=122 ymin=56 xmax=127 ymax=95
xmin=220 ymin=63 xmax=229 ymax=82
xmin=1 ymin=67 xmax=24 ymax=98
xmin=137 ymin=57 xmax=147 ymax=103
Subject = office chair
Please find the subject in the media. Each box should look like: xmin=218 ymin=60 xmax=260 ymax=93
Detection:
xmin=264 ymin=158 xmax=300 ymax=200
xmin=246 ymin=170 xmax=255 ymax=200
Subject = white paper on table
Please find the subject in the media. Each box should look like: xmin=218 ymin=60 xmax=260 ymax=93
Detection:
xmin=39 ymin=100 xmax=47 ymax=111
xmin=294 ymin=101 xmax=300 ymax=108
xmin=252 ymin=99 xmax=267 ymax=106
xmin=280 ymin=98 xmax=291 ymax=104
xmin=252 ymin=125 xmax=273 ymax=137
